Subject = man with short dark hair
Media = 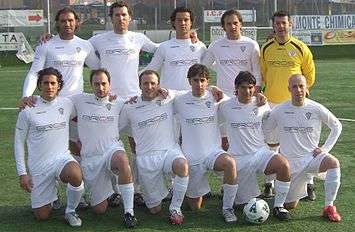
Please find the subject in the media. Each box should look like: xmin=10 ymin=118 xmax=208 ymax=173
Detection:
xmin=14 ymin=67 xmax=84 ymax=227
xmin=260 ymin=11 xmax=316 ymax=198
xmin=70 ymin=69 xmax=137 ymax=227
xmin=218 ymin=71 xmax=291 ymax=220
xmin=173 ymin=64 xmax=238 ymax=223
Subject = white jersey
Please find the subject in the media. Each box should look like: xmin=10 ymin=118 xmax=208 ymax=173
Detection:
xmin=219 ymin=97 xmax=270 ymax=157
xmin=119 ymin=92 xmax=178 ymax=155
xmin=14 ymin=97 xmax=74 ymax=176
xmin=71 ymin=93 xmax=124 ymax=159
xmin=22 ymin=35 xmax=100 ymax=97
xmin=263 ymin=99 xmax=342 ymax=159
xmin=145 ymin=38 xmax=207 ymax=90
xmin=202 ymin=36 xmax=261 ymax=96
xmin=174 ymin=91 xmax=221 ymax=165
xmin=89 ymin=31 xmax=158 ymax=98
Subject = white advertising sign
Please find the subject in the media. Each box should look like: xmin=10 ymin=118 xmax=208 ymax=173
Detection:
xmin=0 ymin=10 xmax=44 ymax=27
xmin=210 ymin=26 xmax=257 ymax=42
xmin=204 ymin=10 xmax=255 ymax=23
xmin=0 ymin=33 xmax=34 ymax=63
xmin=292 ymin=14 xmax=355 ymax=30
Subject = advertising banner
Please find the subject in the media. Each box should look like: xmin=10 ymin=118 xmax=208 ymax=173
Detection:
xmin=204 ymin=10 xmax=255 ymax=23
xmin=0 ymin=10 xmax=44 ymax=27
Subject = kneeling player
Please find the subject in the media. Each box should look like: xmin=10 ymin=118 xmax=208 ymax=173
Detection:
xmin=263 ymin=74 xmax=342 ymax=222
xmin=71 ymin=69 xmax=137 ymax=228
xmin=119 ymin=70 xmax=189 ymax=225
xmin=14 ymin=68 xmax=84 ymax=227
xmin=218 ymin=71 xmax=291 ymax=220
xmin=174 ymin=64 xmax=238 ymax=223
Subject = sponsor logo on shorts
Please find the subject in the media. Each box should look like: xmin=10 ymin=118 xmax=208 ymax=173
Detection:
xmin=186 ymin=116 xmax=215 ymax=125
xmin=169 ymin=59 xmax=198 ymax=66
xmin=137 ymin=112 xmax=168 ymax=128
xmin=220 ymin=59 xmax=248 ymax=66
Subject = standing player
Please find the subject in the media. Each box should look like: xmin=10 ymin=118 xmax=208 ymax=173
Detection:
xmin=260 ymin=11 xmax=316 ymax=198
xmin=14 ymin=68 xmax=84 ymax=227
xmin=202 ymin=9 xmax=261 ymax=96
xmin=144 ymin=7 xmax=207 ymax=91
xmin=263 ymin=74 xmax=342 ymax=222
xmin=70 ymin=69 xmax=137 ymax=227
xmin=218 ymin=71 xmax=291 ymax=220
xmin=174 ymin=64 xmax=238 ymax=223
xmin=119 ymin=70 xmax=189 ymax=225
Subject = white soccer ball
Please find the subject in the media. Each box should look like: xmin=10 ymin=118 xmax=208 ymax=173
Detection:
xmin=243 ymin=198 xmax=270 ymax=224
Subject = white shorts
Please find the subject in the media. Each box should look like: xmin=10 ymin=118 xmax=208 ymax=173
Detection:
xmin=186 ymin=149 xmax=226 ymax=198
xmin=31 ymin=154 xmax=76 ymax=208
xmin=69 ymin=118 xmax=79 ymax=142
xmin=136 ymin=145 xmax=185 ymax=208
xmin=285 ymin=153 xmax=327 ymax=203
xmin=232 ymin=147 xmax=275 ymax=204
xmin=264 ymin=102 xmax=279 ymax=144
xmin=81 ymin=143 xmax=125 ymax=206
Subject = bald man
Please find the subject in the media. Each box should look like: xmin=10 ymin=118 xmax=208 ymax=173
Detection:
xmin=263 ymin=74 xmax=342 ymax=222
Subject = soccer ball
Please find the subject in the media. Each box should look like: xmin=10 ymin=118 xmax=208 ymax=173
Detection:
xmin=243 ymin=198 xmax=270 ymax=224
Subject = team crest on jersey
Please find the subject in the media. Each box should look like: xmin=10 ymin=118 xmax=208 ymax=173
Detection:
xmin=305 ymin=112 xmax=312 ymax=120
xmin=240 ymin=46 xmax=246 ymax=52
xmin=252 ymin=107 xmax=258 ymax=115
xmin=76 ymin=47 xmax=81 ymax=53
xmin=106 ymin=103 xmax=112 ymax=111
xmin=58 ymin=108 xmax=64 ymax=115
xmin=205 ymin=101 xmax=212 ymax=108
xmin=288 ymin=50 xmax=297 ymax=57
xmin=190 ymin=45 xmax=196 ymax=52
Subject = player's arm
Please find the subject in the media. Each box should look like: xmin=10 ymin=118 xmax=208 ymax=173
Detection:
xmin=141 ymin=45 xmax=165 ymax=73
xmin=141 ymin=34 xmax=160 ymax=53
xmin=262 ymin=109 xmax=277 ymax=138
xmin=301 ymin=45 xmax=316 ymax=89
xmin=201 ymin=46 xmax=216 ymax=67
xmin=118 ymin=104 xmax=130 ymax=132
xmin=316 ymin=105 xmax=342 ymax=155
xmin=14 ymin=111 xmax=33 ymax=193
xmin=259 ymin=45 xmax=268 ymax=87
xmin=251 ymin=41 xmax=262 ymax=92
xmin=20 ymin=45 xmax=47 ymax=108
xmin=85 ymin=43 xmax=100 ymax=69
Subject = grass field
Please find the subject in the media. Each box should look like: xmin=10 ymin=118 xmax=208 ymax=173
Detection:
xmin=0 ymin=59 xmax=354 ymax=232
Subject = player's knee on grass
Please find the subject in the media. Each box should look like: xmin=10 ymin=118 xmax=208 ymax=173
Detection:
xmin=187 ymin=197 xmax=203 ymax=210
xmin=34 ymin=204 xmax=52 ymax=220
xmin=149 ymin=205 xmax=162 ymax=214
xmin=284 ymin=201 xmax=298 ymax=210
xmin=60 ymin=161 xmax=82 ymax=186
xmin=214 ymin=154 xmax=237 ymax=184
xmin=266 ymin=154 xmax=291 ymax=182
xmin=93 ymin=200 xmax=108 ymax=214
xmin=172 ymin=158 xmax=188 ymax=177
xmin=319 ymin=154 xmax=340 ymax=172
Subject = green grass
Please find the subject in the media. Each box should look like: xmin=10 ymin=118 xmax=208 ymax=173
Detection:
xmin=0 ymin=59 xmax=354 ymax=231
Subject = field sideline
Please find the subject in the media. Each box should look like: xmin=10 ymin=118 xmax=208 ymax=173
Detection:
xmin=0 ymin=59 xmax=354 ymax=231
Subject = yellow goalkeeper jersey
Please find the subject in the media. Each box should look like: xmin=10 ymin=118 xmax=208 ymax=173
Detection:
xmin=260 ymin=36 xmax=315 ymax=104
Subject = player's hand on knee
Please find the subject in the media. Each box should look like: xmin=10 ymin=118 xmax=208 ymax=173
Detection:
xmin=20 ymin=174 xmax=33 ymax=193
xmin=209 ymin=85 xmax=224 ymax=102
xmin=313 ymin=147 xmax=322 ymax=157
xmin=38 ymin=33 xmax=53 ymax=44
xmin=256 ymin=93 xmax=267 ymax=107
xmin=18 ymin=96 xmax=37 ymax=110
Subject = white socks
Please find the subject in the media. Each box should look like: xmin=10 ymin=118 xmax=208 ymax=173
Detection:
xmin=324 ymin=168 xmax=341 ymax=207
xmin=65 ymin=182 xmax=84 ymax=214
xmin=169 ymin=176 xmax=189 ymax=212
xmin=222 ymin=183 xmax=238 ymax=210
xmin=274 ymin=180 xmax=290 ymax=208
xmin=119 ymin=183 xmax=134 ymax=215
